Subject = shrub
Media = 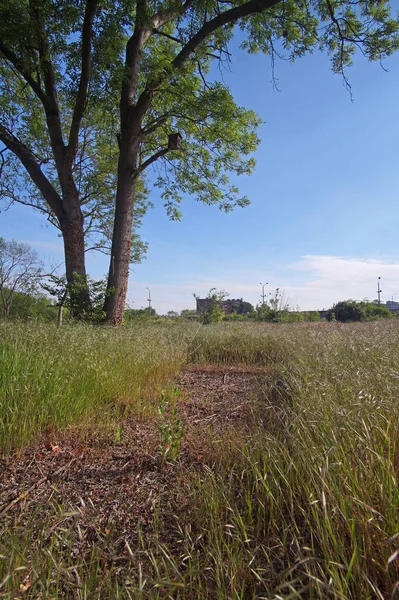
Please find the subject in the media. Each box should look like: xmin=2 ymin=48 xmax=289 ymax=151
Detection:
xmin=328 ymin=300 xmax=392 ymax=322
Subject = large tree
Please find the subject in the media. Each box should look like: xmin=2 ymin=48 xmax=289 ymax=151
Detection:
xmin=1 ymin=0 xmax=398 ymax=324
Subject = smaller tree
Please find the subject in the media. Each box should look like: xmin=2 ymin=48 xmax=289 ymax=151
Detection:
xmin=255 ymin=288 xmax=290 ymax=322
xmin=305 ymin=311 xmax=321 ymax=322
xmin=195 ymin=289 xmax=229 ymax=325
xmin=236 ymin=301 xmax=255 ymax=316
xmin=0 ymin=237 xmax=43 ymax=320
xmin=362 ymin=303 xmax=391 ymax=320
xmin=328 ymin=300 xmax=363 ymax=322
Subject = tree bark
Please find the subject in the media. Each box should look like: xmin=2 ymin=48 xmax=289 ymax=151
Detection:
xmin=60 ymin=197 xmax=91 ymax=319
xmin=57 ymin=304 xmax=63 ymax=328
xmin=104 ymin=159 xmax=137 ymax=325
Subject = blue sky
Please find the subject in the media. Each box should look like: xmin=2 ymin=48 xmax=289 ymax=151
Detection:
xmin=2 ymin=28 xmax=399 ymax=313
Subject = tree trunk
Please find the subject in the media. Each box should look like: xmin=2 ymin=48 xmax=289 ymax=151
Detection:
xmin=57 ymin=304 xmax=63 ymax=328
xmin=104 ymin=164 xmax=136 ymax=326
xmin=60 ymin=210 xmax=91 ymax=319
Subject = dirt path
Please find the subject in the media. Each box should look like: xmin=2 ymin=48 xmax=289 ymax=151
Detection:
xmin=0 ymin=365 xmax=272 ymax=595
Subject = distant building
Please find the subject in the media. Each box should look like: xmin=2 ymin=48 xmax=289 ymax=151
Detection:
xmin=196 ymin=297 xmax=245 ymax=315
xmin=318 ymin=310 xmax=329 ymax=319
xmin=386 ymin=301 xmax=399 ymax=312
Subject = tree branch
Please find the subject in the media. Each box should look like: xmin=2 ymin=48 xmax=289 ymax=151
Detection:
xmin=152 ymin=0 xmax=194 ymax=29
xmin=0 ymin=126 xmax=64 ymax=221
xmin=2 ymin=194 xmax=57 ymax=222
xmin=121 ymin=0 xmax=195 ymax=125
xmin=28 ymin=0 xmax=66 ymax=166
xmin=151 ymin=29 xmax=183 ymax=45
xmin=135 ymin=0 xmax=282 ymax=119
xmin=67 ymin=0 xmax=99 ymax=159
xmin=171 ymin=0 xmax=281 ymax=70
xmin=197 ymin=60 xmax=210 ymax=88
xmin=142 ymin=115 xmax=169 ymax=135
xmin=325 ymin=0 xmax=353 ymax=96
xmin=120 ymin=0 xmax=152 ymax=124
xmin=138 ymin=147 xmax=170 ymax=173
xmin=0 ymin=42 xmax=49 ymax=108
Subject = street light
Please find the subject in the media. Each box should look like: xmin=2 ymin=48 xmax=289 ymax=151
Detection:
xmin=377 ymin=277 xmax=382 ymax=305
xmin=260 ymin=282 xmax=268 ymax=305
xmin=146 ymin=287 xmax=152 ymax=316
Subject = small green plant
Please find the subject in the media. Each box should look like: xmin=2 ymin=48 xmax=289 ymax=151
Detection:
xmin=113 ymin=424 xmax=124 ymax=444
xmin=255 ymin=288 xmax=293 ymax=322
xmin=157 ymin=387 xmax=184 ymax=461
xmin=195 ymin=288 xmax=229 ymax=325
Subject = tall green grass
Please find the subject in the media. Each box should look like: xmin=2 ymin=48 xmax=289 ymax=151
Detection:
xmin=0 ymin=321 xmax=192 ymax=453
xmin=186 ymin=321 xmax=295 ymax=366
xmin=1 ymin=320 xmax=399 ymax=598
xmin=178 ymin=321 xmax=399 ymax=598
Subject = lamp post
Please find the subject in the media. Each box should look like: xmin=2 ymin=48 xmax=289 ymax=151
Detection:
xmin=146 ymin=287 xmax=152 ymax=316
xmin=260 ymin=282 xmax=268 ymax=305
xmin=377 ymin=277 xmax=382 ymax=305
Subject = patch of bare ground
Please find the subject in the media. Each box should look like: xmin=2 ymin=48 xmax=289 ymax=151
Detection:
xmin=178 ymin=364 xmax=276 ymax=437
xmin=0 ymin=365 xmax=278 ymax=597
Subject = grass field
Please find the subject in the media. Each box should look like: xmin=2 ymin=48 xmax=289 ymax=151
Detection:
xmin=1 ymin=320 xmax=399 ymax=598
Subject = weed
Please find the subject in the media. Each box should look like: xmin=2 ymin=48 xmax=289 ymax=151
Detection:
xmin=157 ymin=387 xmax=184 ymax=461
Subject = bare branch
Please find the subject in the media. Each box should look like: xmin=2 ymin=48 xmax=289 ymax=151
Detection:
xmin=2 ymin=194 xmax=57 ymax=222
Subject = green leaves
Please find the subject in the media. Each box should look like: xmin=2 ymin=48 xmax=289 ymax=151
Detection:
xmin=141 ymin=76 xmax=260 ymax=216
xmin=1 ymin=0 xmax=399 ymax=288
xmin=241 ymin=0 xmax=399 ymax=78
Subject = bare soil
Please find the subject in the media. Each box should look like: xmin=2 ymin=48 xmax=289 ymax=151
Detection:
xmin=0 ymin=365 xmax=273 ymax=596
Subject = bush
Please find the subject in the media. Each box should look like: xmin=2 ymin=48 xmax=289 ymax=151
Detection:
xmin=304 ymin=311 xmax=321 ymax=322
xmin=328 ymin=300 xmax=392 ymax=322
xmin=6 ymin=290 xmax=59 ymax=323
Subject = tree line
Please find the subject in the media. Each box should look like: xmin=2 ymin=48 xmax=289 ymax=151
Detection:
xmin=0 ymin=243 xmax=393 ymax=324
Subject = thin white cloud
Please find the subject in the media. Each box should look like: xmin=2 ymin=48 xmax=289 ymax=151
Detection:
xmin=128 ymin=255 xmax=399 ymax=313
xmin=285 ymin=255 xmax=399 ymax=309
xmin=22 ymin=239 xmax=63 ymax=253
